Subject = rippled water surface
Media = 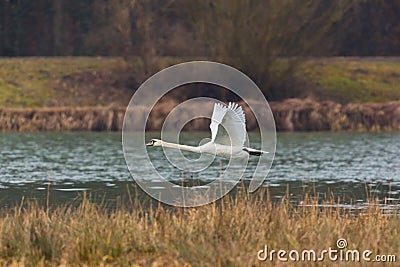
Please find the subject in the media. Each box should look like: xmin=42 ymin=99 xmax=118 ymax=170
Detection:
xmin=0 ymin=132 xmax=399 ymax=206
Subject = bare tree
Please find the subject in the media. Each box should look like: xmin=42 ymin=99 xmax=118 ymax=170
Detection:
xmin=83 ymin=0 xmax=134 ymax=55
xmin=53 ymin=0 xmax=63 ymax=55
xmin=184 ymin=0 xmax=351 ymax=99
xmin=129 ymin=0 xmax=158 ymax=80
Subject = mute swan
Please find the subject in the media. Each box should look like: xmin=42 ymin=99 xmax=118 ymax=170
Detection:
xmin=146 ymin=102 xmax=268 ymax=158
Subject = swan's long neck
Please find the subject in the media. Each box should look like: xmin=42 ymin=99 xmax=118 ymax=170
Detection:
xmin=161 ymin=141 xmax=201 ymax=153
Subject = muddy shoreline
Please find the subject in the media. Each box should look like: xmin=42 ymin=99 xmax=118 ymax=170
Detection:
xmin=1 ymin=99 xmax=399 ymax=132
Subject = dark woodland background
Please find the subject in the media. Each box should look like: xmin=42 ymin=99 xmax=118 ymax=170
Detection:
xmin=1 ymin=0 xmax=400 ymax=102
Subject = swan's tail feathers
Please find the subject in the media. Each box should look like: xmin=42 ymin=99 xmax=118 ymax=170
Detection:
xmin=243 ymin=147 xmax=269 ymax=156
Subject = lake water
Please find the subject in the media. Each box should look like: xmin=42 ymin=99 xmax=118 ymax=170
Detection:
xmin=0 ymin=132 xmax=399 ymax=208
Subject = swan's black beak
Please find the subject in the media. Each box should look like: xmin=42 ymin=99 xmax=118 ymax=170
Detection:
xmin=146 ymin=141 xmax=154 ymax=146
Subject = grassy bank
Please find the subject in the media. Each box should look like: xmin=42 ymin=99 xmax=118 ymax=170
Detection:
xmin=299 ymin=57 xmax=400 ymax=103
xmin=0 ymin=56 xmax=194 ymax=108
xmin=0 ymin=57 xmax=130 ymax=107
xmin=0 ymin=189 xmax=398 ymax=266
xmin=1 ymin=57 xmax=400 ymax=108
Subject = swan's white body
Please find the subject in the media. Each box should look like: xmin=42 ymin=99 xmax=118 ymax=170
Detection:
xmin=146 ymin=102 xmax=268 ymax=158
xmin=159 ymin=140 xmax=248 ymax=158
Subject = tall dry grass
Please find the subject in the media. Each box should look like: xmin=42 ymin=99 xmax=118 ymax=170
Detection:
xmin=0 ymin=188 xmax=398 ymax=266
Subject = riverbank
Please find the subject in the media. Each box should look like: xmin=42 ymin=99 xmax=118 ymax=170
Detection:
xmin=270 ymin=98 xmax=400 ymax=131
xmin=0 ymin=190 xmax=398 ymax=266
xmin=0 ymin=106 xmax=125 ymax=131
xmin=1 ymin=98 xmax=399 ymax=132
xmin=1 ymin=57 xmax=400 ymax=132
xmin=1 ymin=57 xmax=400 ymax=108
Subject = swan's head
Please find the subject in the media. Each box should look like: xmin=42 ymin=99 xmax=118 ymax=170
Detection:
xmin=146 ymin=139 xmax=162 ymax=147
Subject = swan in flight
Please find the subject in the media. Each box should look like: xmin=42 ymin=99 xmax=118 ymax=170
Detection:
xmin=146 ymin=102 xmax=268 ymax=158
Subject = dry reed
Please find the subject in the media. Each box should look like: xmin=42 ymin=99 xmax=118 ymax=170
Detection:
xmin=0 ymin=187 xmax=398 ymax=266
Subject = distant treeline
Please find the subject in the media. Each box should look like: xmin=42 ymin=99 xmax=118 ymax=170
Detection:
xmin=1 ymin=0 xmax=400 ymax=100
xmin=1 ymin=0 xmax=399 ymax=57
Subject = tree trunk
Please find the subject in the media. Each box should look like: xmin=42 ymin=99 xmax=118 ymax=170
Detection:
xmin=53 ymin=0 xmax=63 ymax=55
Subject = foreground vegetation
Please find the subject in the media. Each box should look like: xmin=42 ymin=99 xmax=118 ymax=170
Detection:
xmin=1 ymin=57 xmax=400 ymax=108
xmin=0 ymin=189 xmax=398 ymax=266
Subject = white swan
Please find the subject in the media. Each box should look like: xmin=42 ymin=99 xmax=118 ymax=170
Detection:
xmin=146 ymin=102 xmax=268 ymax=158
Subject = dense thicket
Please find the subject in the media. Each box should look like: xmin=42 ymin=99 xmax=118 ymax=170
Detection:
xmin=1 ymin=0 xmax=399 ymax=57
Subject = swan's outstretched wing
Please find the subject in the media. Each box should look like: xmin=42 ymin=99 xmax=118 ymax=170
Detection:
xmin=210 ymin=102 xmax=228 ymax=142
xmin=221 ymin=102 xmax=246 ymax=147
xmin=210 ymin=102 xmax=246 ymax=147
